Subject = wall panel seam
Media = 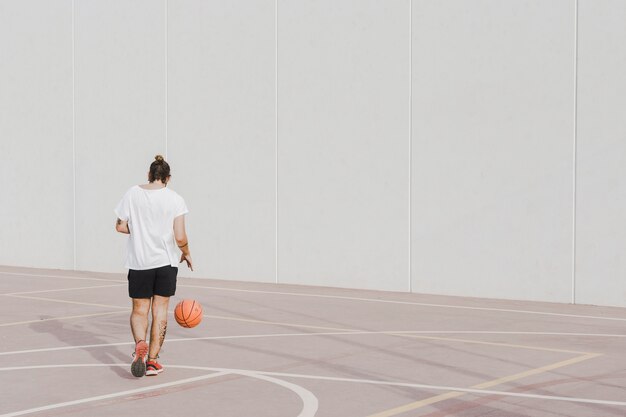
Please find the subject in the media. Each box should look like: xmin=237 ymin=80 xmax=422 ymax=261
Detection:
xmin=409 ymin=0 xmax=413 ymax=293
xmin=72 ymin=0 xmax=77 ymax=270
xmin=275 ymin=0 xmax=279 ymax=284
xmin=572 ymin=0 xmax=579 ymax=304
xmin=165 ymin=0 xmax=168 ymax=159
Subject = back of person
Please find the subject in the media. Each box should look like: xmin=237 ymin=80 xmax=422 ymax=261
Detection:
xmin=115 ymin=154 xmax=193 ymax=378
xmin=117 ymin=185 xmax=188 ymax=270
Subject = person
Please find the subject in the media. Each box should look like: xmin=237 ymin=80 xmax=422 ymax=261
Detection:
xmin=114 ymin=154 xmax=193 ymax=377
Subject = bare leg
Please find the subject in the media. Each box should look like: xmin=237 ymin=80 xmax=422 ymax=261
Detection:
xmin=148 ymin=295 xmax=170 ymax=361
xmin=130 ymin=298 xmax=151 ymax=343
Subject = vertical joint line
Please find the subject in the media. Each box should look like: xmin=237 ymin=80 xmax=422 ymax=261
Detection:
xmin=72 ymin=0 xmax=76 ymax=270
xmin=275 ymin=0 xmax=279 ymax=285
xmin=408 ymin=0 xmax=412 ymax=293
xmin=572 ymin=0 xmax=579 ymax=304
xmin=165 ymin=0 xmax=168 ymax=159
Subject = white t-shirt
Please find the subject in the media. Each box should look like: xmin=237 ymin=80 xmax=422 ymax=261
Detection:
xmin=114 ymin=185 xmax=189 ymax=270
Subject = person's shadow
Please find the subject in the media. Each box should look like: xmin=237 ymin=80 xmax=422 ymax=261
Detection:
xmin=30 ymin=314 xmax=135 ymax=379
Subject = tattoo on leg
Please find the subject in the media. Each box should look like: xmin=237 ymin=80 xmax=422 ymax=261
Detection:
xmin=158 ymin=321 xmax=167 ymax=347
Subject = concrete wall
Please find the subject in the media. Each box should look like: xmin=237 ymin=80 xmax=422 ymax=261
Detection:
xmin=1 ymin=0 xmax=624 ymax=306
xmin=0 ymin=1 xmax=74 ymax=269
xmin=575 ymin=0 xmax=626 ymax=306
xmin=277 ymin=1 xmax=410 ymax=291
xmin=168 ymin=1 xmax=276 ymax=282
xmin=411 ymin=0 xmax=575 ymax=302
xmin=74 ymin=0 xmax=166 ymax=272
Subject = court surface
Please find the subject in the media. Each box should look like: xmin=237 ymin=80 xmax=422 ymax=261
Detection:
xmin=1 ymin=265 xmax=626 ymax=417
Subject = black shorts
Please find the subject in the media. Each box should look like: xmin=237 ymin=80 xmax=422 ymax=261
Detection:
xmin=128 ymin=266 xmax=178 ymax=298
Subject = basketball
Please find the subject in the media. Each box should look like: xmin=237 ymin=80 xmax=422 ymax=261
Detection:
xmin=174 ymin=299 xmax=203 ymax=328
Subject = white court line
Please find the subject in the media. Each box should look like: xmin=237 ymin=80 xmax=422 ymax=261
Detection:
xmin=3 ymin=329 xmax=622 ymax=357
xmin=4 ymin=364 xmax=617 ymax=410
xmin=5 ymin=294 xmax=128 ymax=310
xmin=388 ymin=330 xmax=626 ymax=338
xmin=229 ymin=369 xmax=318 ymax=417
xmin=0 ymin=365 xmax=318 ymax=417
xmin=4 ymin=290 xmax=622 ymax=344
xmin=0 ymin=311 xmax=127 ymax=327
xmin=3 ymin=292 xmax=625 ymax=342
xmin=178 ymin=284 xmax=626 ymax=323
xmin=0 ymin=369 xmax=230 ymax=417
xmin=251 ymin=368 xmax=626 ymax=408
xmin=0 ymin=293 xmax=354 ymax=332
xmin=1 ymin=283 xmax=125 ymax=296
xmin=3 ymin=270 xmax=626 ymax=323
xmin=0 ymin=331 xmax=365 ymax=357
xmin=0 ymin=271 xmax=124 ymax=283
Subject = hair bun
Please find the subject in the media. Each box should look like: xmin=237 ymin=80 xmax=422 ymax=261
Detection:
xmin=154 ymin=154 xmax=164 ymax=163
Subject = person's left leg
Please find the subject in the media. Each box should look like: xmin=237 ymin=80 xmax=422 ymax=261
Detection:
xmin=146 ymin=295 xmax=169 ymax=375
xmin=129 ymin=298 xmax=151 ymax=377
xmin=130 ymin=298 xmax=151 ymax=343
xmin=128 ymin=268 xmax=157 ymax=377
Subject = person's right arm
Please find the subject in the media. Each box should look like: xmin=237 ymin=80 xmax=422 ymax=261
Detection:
xmin=174 ymin=215 xmax=193 ymax=271
xmin=115 ymin=218 xmax=130 ymax=234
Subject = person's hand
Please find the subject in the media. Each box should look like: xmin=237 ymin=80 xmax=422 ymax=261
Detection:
xmin=180 ymin=253 xmax=193 ymax=271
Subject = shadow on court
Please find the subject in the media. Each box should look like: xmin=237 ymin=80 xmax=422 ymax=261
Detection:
xmin=30 ymin=316 xmax=133 ymax=379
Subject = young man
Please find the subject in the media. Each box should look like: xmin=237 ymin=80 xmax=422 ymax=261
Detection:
xmin=115 ymin=155 xmax=193 ymax=377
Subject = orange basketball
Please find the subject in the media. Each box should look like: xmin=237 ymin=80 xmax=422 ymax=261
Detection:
xmin=174 ymin=299 xmax=203 ymax=328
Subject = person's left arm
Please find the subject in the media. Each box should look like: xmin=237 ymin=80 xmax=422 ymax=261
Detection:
xmin=115 ymin=218 xmax=130 ymax=234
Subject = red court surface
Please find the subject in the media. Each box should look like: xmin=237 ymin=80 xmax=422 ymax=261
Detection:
xmin=1 ymin=265 xmax=626 ymax=417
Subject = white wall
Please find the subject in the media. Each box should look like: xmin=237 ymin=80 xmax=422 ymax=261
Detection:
xmin=1 ymin=0 xmax=625 ymax=307
xmin=411 ymin=0 xmax=576 ymax=302
xmin=575 ymin=0 xmax=626 ymax=306
xmin=0 ymin=0 xmax=74 ymax=269
xmin=74 ymin=0 xmax=166 ymax=272
xmin=168 ymin=0 xmax=276 ymax=282
xmin=277 ymin=0 xmax=410 ymax=291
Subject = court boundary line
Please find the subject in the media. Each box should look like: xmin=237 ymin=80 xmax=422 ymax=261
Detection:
xmin=0 ymin=328 xmax=598 ymax=357
xmin=1 ymin=283 xmax=125 ymax=296
xmin=6 ymin=294 xmax=129 ymax=310
xmin=0 ymin=289 xmax=611 ymax=414
xmin=1 ymin=364 xmax=623 ymax=411
xmin=0 ymin=310 xmax=127 ymax=328
xmin=1 ymin=270 xmax=621 ymax=414
xmin=1 ymin=293 xmax=357 ymax=332
xmin=1 ymin=293 xmax=624 ymax=354
xmin=0 ymin=370 xmax=229 ymax=417
xmin=3 ymin=270 xmax=626 ymax=323
xmin=0 ymin=271 xmax=124 ymax=283
xmin=0 ymin=301 xmax=606 ymax=414
xmin=178 ymin=283 xmax=626 ymax=322
xmin=2 ymin=293 xmax=625 ymax=344
xmin=366 ymin=352 xmax=601 ymax=417
xmin=0 ymin=365 xmax=318 ymax=417
xmin=387 ymin=333 xmax=590 ymax=355
xmin=256 ymin=366 xmax=626 ymax=408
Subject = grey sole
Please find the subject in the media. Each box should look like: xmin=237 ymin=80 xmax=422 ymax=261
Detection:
xmin=131 ymin=360 xmax=146 ymax=377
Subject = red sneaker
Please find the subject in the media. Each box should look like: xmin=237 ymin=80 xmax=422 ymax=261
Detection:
xmin=131 ymin=340 xmax=148 ymax=377
xmin=146 ymin=360 xmax=163 ymax=376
